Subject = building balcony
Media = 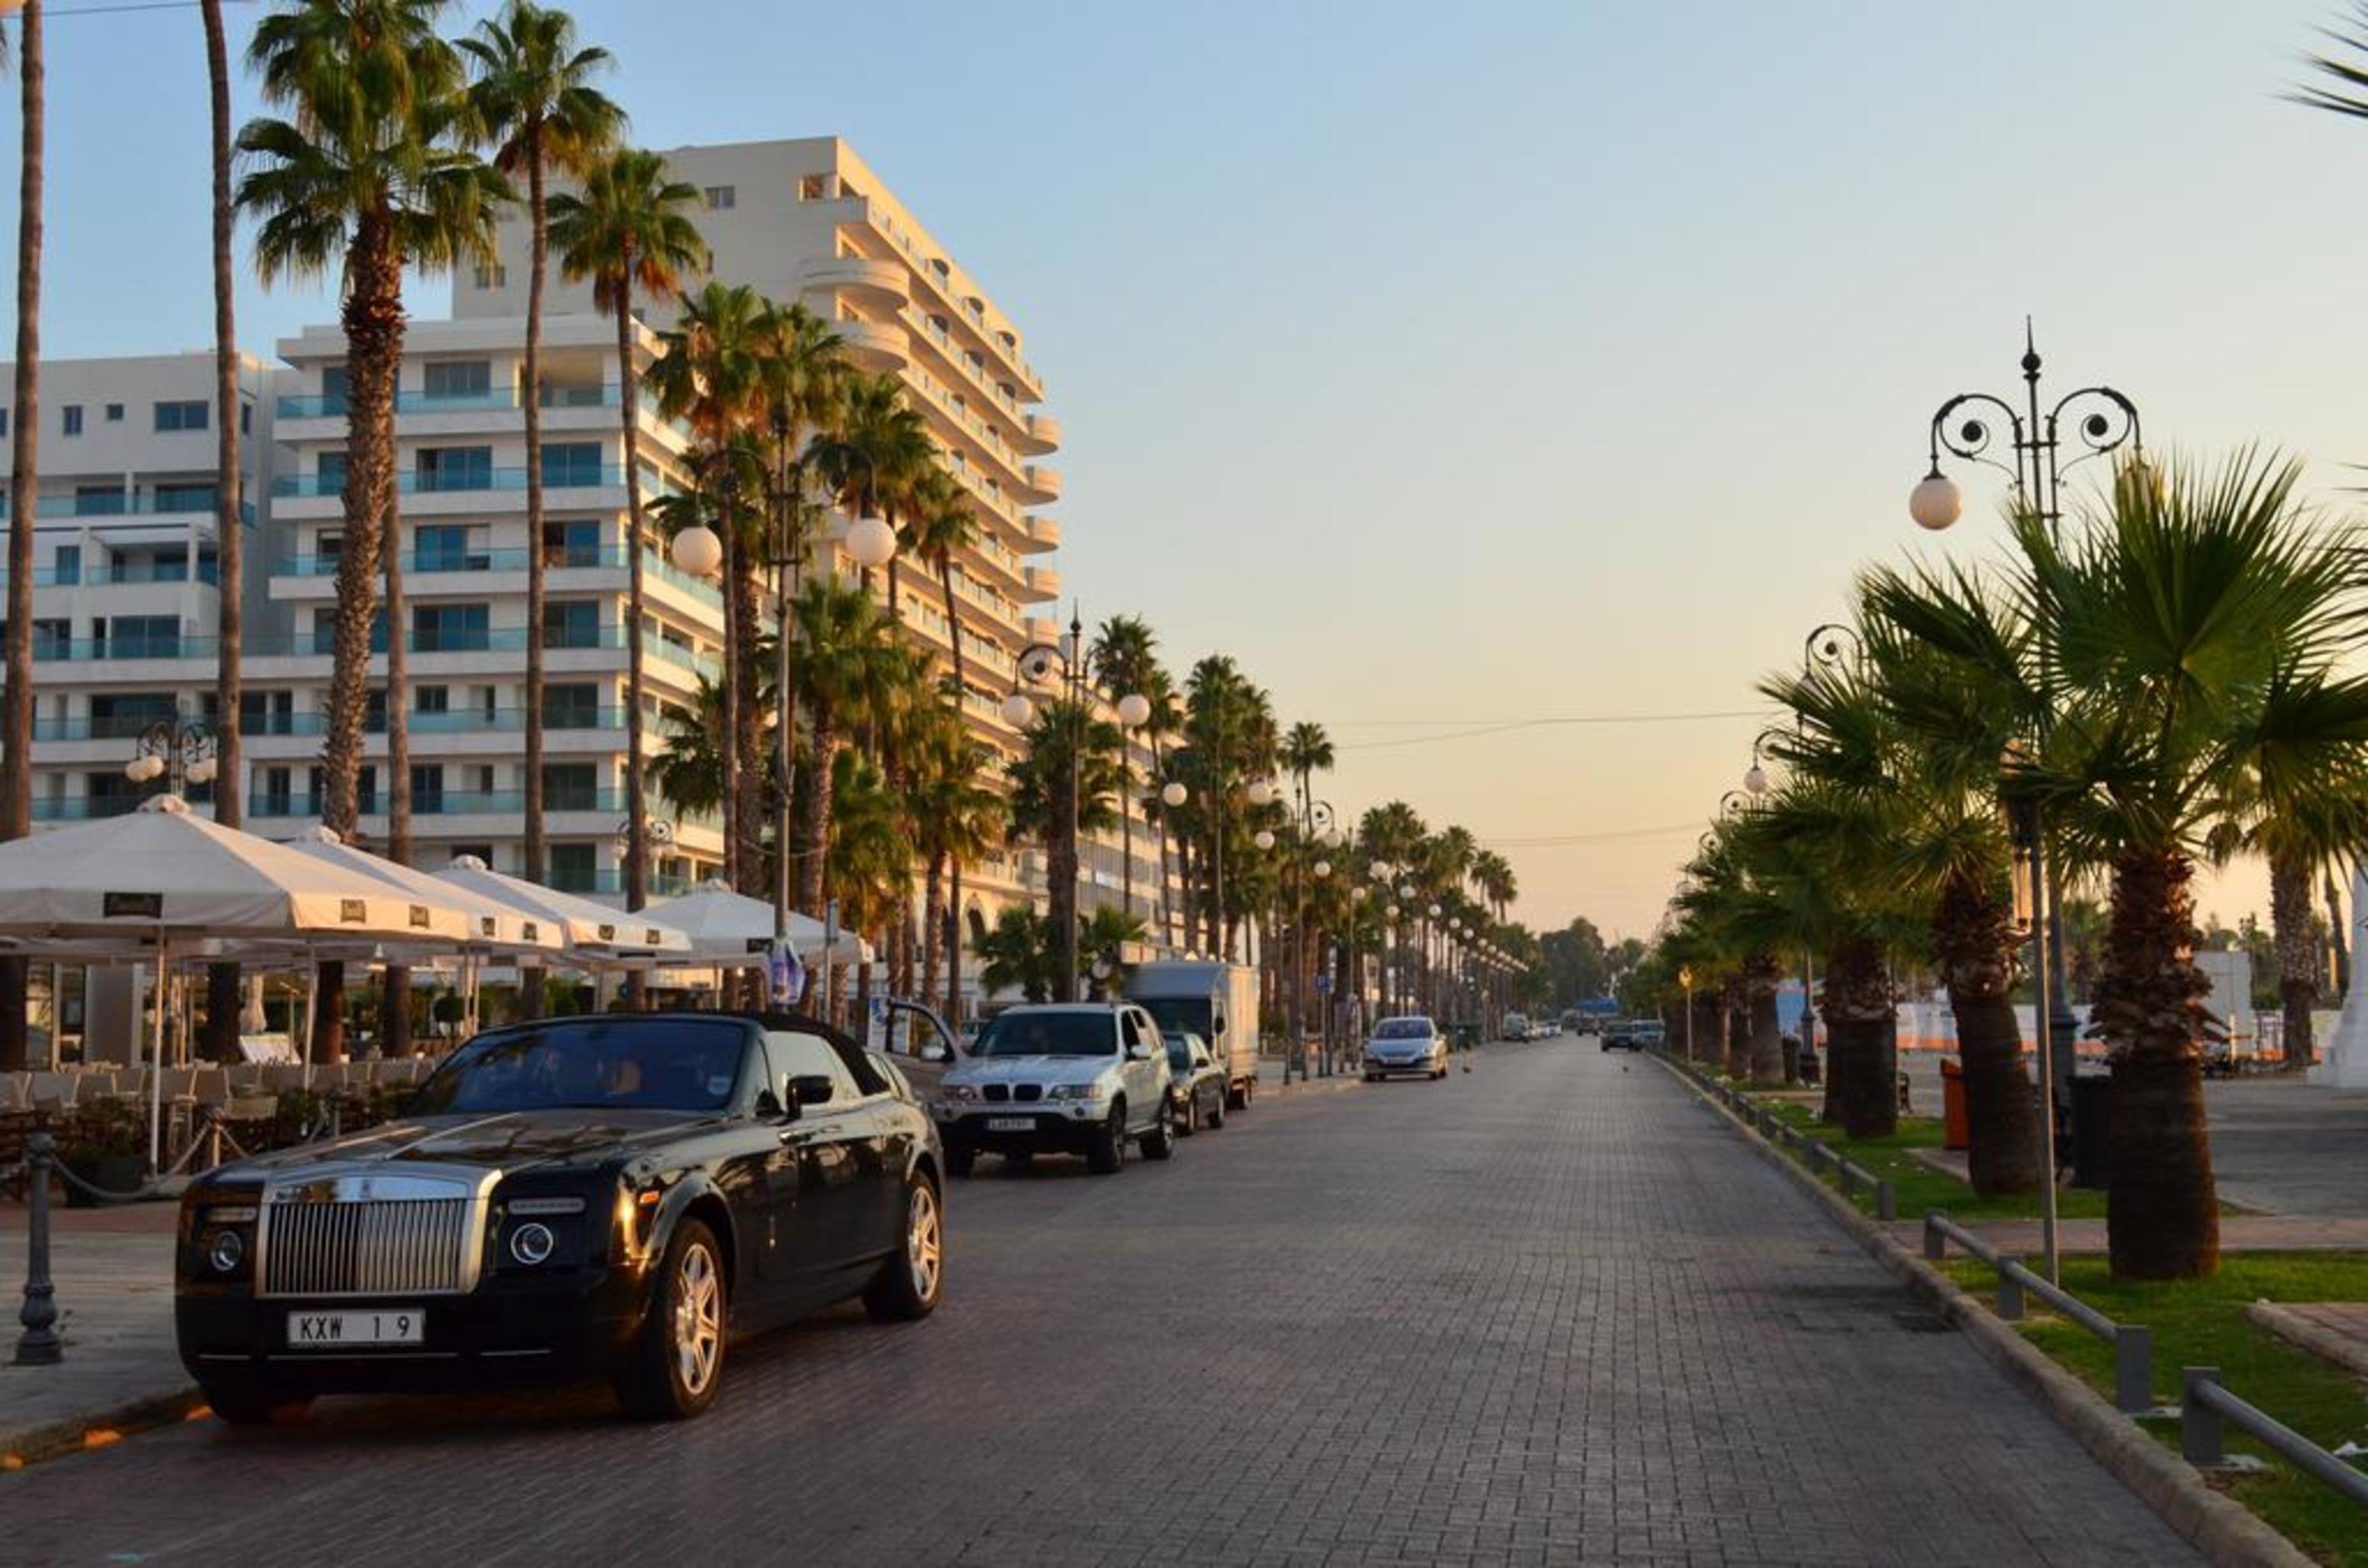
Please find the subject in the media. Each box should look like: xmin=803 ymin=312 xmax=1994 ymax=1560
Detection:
xmin=272 ymin=464 xmax=631 ymax=499
xmin=1016 ymin=412 xmax=1062 ymax=455
xmin=0 ymin=492 xmax=255 ymax=525
xmin=1018 ymin=465 xmax=1062 ymax=504
xmin=267 ymin=548 xmax=720 ymax=610
xmin=1019 ymin=515 xmax=1061 ymax=553
xmin=29 ymin=634 xmax=215 ymax=665
xmin=836 ymin=319 xmax=910 ymax=374
xmin=798 ymin=255 xmax=911 ymax=311
xmin=1025 ymin=616 xmax=1061 ymax=646
xmin=277 ymin=385 xmax=623 ymax=420
xmin=1020 ymin=566 xmax=1060 ymax=603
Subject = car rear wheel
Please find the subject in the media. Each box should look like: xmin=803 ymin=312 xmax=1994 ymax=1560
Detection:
xmin=862 ymin=1173 xmax=944 ymax=1322
xmin=1141 ymin=1099 xmax=1176 ymax=1160
xmin=1177 ymin=1097 xmax=1197 ymax=1136
xmin=1206 ymin=1089 xmax=1225 ymax=1130
xmin=1087 ymin=1104 xmax=1127 ymax=1174
xmin=616 ymin=1218 xmax=727 ymax=1421
xmin=200 ymin=1376 xmax=311 ymax=1427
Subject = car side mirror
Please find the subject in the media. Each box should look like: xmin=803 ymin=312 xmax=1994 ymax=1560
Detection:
xmin=1126 ymin=1042 xmax=1153 ymax=1062
xmin=789 ymin=1073 xmax=836 ymax=1108
xmin=919 ymin=1040 xmax=951 ymax=1065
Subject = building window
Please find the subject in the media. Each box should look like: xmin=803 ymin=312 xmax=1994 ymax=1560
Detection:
xmin=542 ymin=441 xmax=605 ymax=488
xmin=472 ymin=265 xmax=507 ymax=290
xmin=411 ymin=763 xmax=445 ymax=816
xmin=317 ymin=453 xmax=348 ymax=495
xmin=0 ymin=409 xmax=10 ymax=435
xmin=548 ymin=842 xmax=597 ymax=893
xmin=52 ymin=545 xmax=79 ymax=585
xmin=240 ymin=402 xmax=251 ymax=435
xmin=261 ymin=767 xmax=293 ymax=815
xmin=704 ymin=185 xmax=735 ymax=210
xmin=415 ymin=445 xmax=493 ymax=493
xmin=414 ymin=685 xmax=449 ymax=714
xmin=240 ymin=690 xmax=293 ymax=736
xmin=61 ymin=405 xmax=81 ymax=437
xmin=798 ymin=174 xmax=827 ymax=200
xmin=155 ymin=400 xmax=209 ymax=432
xmin=541 ymin=518 xmax=603 ymax=568
xmin=104 ymin=403 xmax=122 ymax=423
xmin=152 ymin=483 xmax=217 ymax=512
xmin=75 ymin=485 xmax=127 ymax=517
xmin=411 ymin=602 xmax=490 ymax=652
xmin=411 ymin=524 xmax=473 ymax=571
xmin=547 ymin=682 xmax=601 ymax=729
xmin=421 ymin=360 xmax=492 ymax=401
xmin=543 ymin=765 xmax=598 ymax=812
xmin=542 ymin=600 xmax=601 ymax=649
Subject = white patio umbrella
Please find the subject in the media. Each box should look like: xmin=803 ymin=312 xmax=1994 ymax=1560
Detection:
xmin=644 ymin=882 xmax=872 ymax=966
xmin=434 ymin=857 xmax=694 ymax=965
xmin=0 ymin=796 xmax=480 ymax=1166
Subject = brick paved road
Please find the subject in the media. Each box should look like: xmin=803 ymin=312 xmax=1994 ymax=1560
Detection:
xmin=2 ymin=1042 xmax=2194 ymax=1566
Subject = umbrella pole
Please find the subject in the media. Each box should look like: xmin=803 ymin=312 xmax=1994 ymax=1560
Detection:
xmin=302 ymin=964 xmax=317 ymax=1066
xmin=148 ymin=935 xmax=168 ymax=1175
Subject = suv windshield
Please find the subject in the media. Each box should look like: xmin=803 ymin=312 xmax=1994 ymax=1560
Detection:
xmin=973 ymin=1012 xmax=1118 ymax=1058
xmin=1374 ymin=1019 xmax=1433 ymax=1040
xmin=409 ymin=1018 xmax=748 ymax=1114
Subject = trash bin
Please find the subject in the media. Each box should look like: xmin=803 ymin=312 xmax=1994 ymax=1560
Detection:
xmin=1940 ymin=1056 xmax=1969 ymax=1151
xmin=2070 ymin=1072 xmax=2111 ymax=1189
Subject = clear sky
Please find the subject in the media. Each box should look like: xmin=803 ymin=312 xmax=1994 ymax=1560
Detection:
xmin=5 ymin=0 xmax=2360 ymax=942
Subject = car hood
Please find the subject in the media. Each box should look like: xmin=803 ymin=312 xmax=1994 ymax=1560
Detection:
xmin=945 ymin=1055 xmax=1124 ymax=1087
xmin=219 ymin=1108 xmax=725 ymax=1182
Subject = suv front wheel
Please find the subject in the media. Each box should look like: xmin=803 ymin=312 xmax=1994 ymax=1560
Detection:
xmin=1087 ymin=1103 xmax=1127 ymax=1174
xmin=1140 ymin=1098 xmax=1175 ymax=1160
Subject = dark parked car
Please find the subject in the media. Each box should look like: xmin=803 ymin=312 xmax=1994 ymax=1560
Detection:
xmin=176 ymin=1012 xmax=945 ymax=1424
xmin=1165 ymin=1031 xmax=1227 ymax=1134
xmin=1601 ymin=1020 xmax=1642 ymax=1052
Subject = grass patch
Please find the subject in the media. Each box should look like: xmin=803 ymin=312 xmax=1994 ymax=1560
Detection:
xmin=1750 ymin=1095 xmax=2112 ymax=1221
xmin=1937 ymin=1254 xmax=2368 ymax=1566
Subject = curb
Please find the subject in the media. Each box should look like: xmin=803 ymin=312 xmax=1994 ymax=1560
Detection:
xmin=2246 ymin=1300 xmax=2368 ymax=1381
xmin=1651 ymin=1053 xmax=2312 ymax=1568
xmin=1 ymin=1384 xmax=208 ymax=1473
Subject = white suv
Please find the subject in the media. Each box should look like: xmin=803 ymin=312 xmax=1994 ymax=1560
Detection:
xmin=937 ymin=1004 xmax=1176 ymax=1175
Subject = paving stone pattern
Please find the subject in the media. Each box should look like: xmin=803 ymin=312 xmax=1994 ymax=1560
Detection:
xmin=1 ymin=1043 xmax=2194 ymax=1566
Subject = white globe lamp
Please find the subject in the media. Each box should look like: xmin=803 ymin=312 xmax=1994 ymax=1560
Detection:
xmin=1245 ymin=779 xmax=1273 ymax=807
xmin=1000 ymin=691 xmax=1036 ymax=727
xmin=845 ymin=512 xmax=899 ymax=569
xmin=1254 ymin=829 xmax=1276 ymax=851
xmin=1909 ymin=470 xmax=1962 ymax=532
xmin=1160 ymin=781 xmax=1187 ymax=808
xmin=1117 ymin=692 xmax=1151 ymax=728
xmin=1313 ymin=860 xmax=1332 ymax=879
xmin=670 ymin=524 xmax=724 ymax=578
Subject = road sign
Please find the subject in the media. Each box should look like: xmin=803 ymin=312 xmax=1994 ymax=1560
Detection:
xmin=1314 ymin=971 xmax=1333 ymax=994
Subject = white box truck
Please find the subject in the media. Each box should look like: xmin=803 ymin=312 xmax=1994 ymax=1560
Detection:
xmin=1126 ymin=960 xmax=1263 ymax=1109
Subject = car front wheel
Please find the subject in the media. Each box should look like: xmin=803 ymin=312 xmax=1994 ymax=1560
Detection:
xmin=1206 ymin=1089 xmax=1225 ymax=1130
xmin=1141 ymin=1099 xmax=1176 ymax=1160
xmin=1087 ymin=1104 xmax=1127 ymax=1174
xmin=617 ymin=1217 xmax=727 ymax=1421
xmin=863 ymin=1172 xmax=944 ymax=1322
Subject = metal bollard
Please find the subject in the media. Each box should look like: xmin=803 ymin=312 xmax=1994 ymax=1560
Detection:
xmin=2116 ymin=1326 xmax=2155 ymax=1415
xmin=1876 ymin=1179 xmax=1896 ymax=1223
xmin=1924 ymin=1212 xmax=1946 ymax=1261
xmin=2181 ymin=1368 xmax=2223 ymax=1464
xmin=13 ymin=1131 xmax=62 ymax=1366
xmin=1838 ymin=1160 xmax=1858 ymax=1199
xmin=1996 ymin=1260 xmax=2026 ymax=1322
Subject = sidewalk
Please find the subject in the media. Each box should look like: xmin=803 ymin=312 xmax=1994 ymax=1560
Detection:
xmin=0 ymin=1201 xmax=196 ymax=1465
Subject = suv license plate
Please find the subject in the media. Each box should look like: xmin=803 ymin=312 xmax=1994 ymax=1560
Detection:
xmin=986 ymin=1116 xmax=1035 ymax=1132
xmin=288 ymin=1309 xmax=424 ymax=1348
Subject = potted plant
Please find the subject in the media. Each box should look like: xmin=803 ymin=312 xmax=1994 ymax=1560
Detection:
xmin=60 ymin=1095 xmax=147 ymax=1207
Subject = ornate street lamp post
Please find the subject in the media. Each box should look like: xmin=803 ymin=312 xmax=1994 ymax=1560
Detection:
xmin=125 ymin=717 xmax=218 ymax=799
xmin=1914 ymin=327 xmax=2144 ymax=1264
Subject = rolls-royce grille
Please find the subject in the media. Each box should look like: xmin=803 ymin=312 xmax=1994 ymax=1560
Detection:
xmin=1013 ymin=1084 xmax=1044 ymax=1102
xmin=262 ymin=1199 xmax=470 ymax=1297
xmin=982 ymin=1084 xmax=1010 ymax=1103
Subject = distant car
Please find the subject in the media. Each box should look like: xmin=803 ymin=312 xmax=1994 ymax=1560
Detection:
xmin=935 ymin=1004 xmax=1176 ymax=1175
xmin=1163 ymin=1032 xmax=1227 ymax=1134
xmin=1533 ymin=1018 xmax=1560 ymax=1040
xmin=1364 ymin=1016 xmax=1448 ymax=1082
xmin=1632 ymin=1020 xmax=1666 ymax=1050
xmin=1602 ymin=1020 xmax=1641 ymax=1052
xmin=1503 ymin=1012 xmax=1531 ymax=1042
xmin=176 ymin=1012 xmax=944 ymax=1425
xmin=1559 ymin=1010 xmax=1583 ymax=1033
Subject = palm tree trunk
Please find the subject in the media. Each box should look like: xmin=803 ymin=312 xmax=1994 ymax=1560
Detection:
xmin=615 ymin=283 xmax=649 ymax=1009
xmin=733 ymin=536 xmax=764 ymax=899
xmin=1824 ymin=935 xmax=1896 ymax=1139
xmin=1934 ymin=870 xmax=2044 ymax=1196
xmin=381 ymin=495 xmax=412 ymax=1057
xmin=1722 ymin=983 xmax=1749 ymax=1078
xmin=2270 ymin=848 xmax=2316 ymax=1071
xmin=326 ymin=219 xmax=398 ymax=834
xmin=800 ymin=701 xmax=834 ymax=915
xmin=2328 ymin=867 xmax=2350 ymax=1000
xmin=1689 ymin=991 xmax=1719 ymax=1065
xmin=1745 ymin=951 xmax=1783 ymax=1083
xmin=922 ymin=851 xmax=945 ymax=1006
xmin=945 ymin=858 xmax=964 ymax=1021
xmin=2096 ymin=847 xmax=2220 ymax=1280
xmin=197 ymin=0 xmax=244 ymax=1064
xmin=0 ymin=0 xmax=45 ymax=1072
xmin=519 ymin=132 xmax=550 ymax=1019
xmin=717 ymin=506 xmax=740 ymax=889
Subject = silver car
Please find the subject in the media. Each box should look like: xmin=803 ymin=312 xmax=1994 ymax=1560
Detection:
xmin=936 ymin=1004 xmax=1176 ymax=1175
xmin=1363 ymin=1016 xmax=1448 ymax=1082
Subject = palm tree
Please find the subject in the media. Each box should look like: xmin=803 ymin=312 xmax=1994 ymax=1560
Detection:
xmin=1006 ymin=698 xmax=1125 ymax=1000
xmin=239 ymin=0 xmax=510 ymax=1058
xmin=548 ymin=147 xmax=707 ymax=937
xmin=910 ymin=713 xmax=1005 ymax=1018
xmin=977 ymin=905 xmax=1058 ymax=1004
xmin=197 ymin=0 xmax=246 ymax=1062
xmin=652 ymin=673 xmax=728 ymax=825
xmin=905 ymin=465 xmax=977 ymax=705
xmin=1136 ymin=669 xmax=1184 ymax=948
xmin=786 ymin=577 xmax=901 ymax=917
xmin=462 ymin=0 xmax=624 ymax=932
xmin=1090 ymin=614 xmax=1163 ymax=921
xmin=811 ymin=373 xmax=932 ymax=609
xmin=0 ymin=0 xmax=41 ymax=1072
xmin=2011 ymin=453 xmax=2360 ymax=1279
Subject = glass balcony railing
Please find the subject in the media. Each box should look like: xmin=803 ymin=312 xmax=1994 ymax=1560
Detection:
xmin=549 ymin=869 xmax=698 ymax=897
xmin=276 ymin=385 xmax=623 ymax=418
xmin=272 ymin=465 xmax=629 ymax=499
xmin=0 ymin=493 xmax=256 ymax=523
xmin=641 ymin=633 xmax=720 ymax=681
xmin=33 ymin=795 xmax=152 ymax=821
xmin=31 ymin=635 xmax=213 ymax=662
xmin=247 ymin=788 xmax=633 ymax=820
xmin=240 ymin=624 xmax=629 ymax=657
xmin=273 ymin=546 xmax=632 ymax=577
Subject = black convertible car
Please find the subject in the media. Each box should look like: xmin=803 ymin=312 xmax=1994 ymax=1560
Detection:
xmin=176 ymin=1012 xmax=945 ymax=1423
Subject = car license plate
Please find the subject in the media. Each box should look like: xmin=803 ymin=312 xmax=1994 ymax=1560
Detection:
xmin=287 ymin=1309 xmax=424 ymax=1348
xmin=986 ymin=1116 xmax=1035 ymax=1131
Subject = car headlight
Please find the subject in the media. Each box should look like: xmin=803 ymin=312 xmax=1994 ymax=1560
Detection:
xmin=947 ymin=1084 xmax=981 ymax=1102
xmin=1046 ymin=1082 xmax=1104 ymax=1101
xmin=207 ymin=1229 xmax=245 ymax=1274
xmin=508 ymin=1222 xmax=557 ymax=1267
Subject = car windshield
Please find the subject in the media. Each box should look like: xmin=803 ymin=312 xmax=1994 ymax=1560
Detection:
xmin=1373 ymin=1019 xmax=1433 ymax=1040
xmin=409 ymin=1018 xmax=749 ymax=1114
xmin=973 ymin=1012 xmax=1117 ymax=1057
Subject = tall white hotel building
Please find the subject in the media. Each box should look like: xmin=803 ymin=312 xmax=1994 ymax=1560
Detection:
xmin=6 ymin=138 xmax=1168 ymax=972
